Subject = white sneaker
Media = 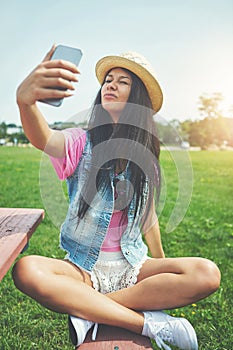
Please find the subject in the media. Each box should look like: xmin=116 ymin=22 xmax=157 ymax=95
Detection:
xmin=68 ymin=315 xmax=98 ymax=346
xmin=142 ymin=311 xmax=198 ymax=350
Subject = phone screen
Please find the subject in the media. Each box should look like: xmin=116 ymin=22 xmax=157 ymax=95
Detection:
xmin=40 ymin=45 xmax=83 ymax=107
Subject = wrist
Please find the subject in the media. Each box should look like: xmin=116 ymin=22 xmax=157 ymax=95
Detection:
xmin=17 ymin=99 xmax=37 ymax=112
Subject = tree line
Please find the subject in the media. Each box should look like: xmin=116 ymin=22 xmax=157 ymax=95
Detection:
xmin=158 ymin=93 xmax=233 ymax=149
xmin=1 ymin=93 xmax=232 ymax=149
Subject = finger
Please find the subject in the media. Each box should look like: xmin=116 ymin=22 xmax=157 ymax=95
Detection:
xmin=42 ymin=65 xmax=79 ymax=80
xmin=38 ymin=87 xmax=74 ymax=100
xmin=42 ymin=44 xmax=56 ymax=62
xmin=41 ymin=76 xmax=77 ymax=91
xmin=45 ymin=58 xmax=80 ymax=74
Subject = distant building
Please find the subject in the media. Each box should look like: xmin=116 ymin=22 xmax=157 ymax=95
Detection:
xmin=7 ymin=126 xmax=22 ymax=135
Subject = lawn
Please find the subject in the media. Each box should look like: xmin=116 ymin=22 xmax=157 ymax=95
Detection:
xmin=0 ymin=146 xmax=232 ymax=350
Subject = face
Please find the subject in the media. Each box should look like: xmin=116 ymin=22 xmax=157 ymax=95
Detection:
xmin=101 ymin=68 xmax=132 ymax=123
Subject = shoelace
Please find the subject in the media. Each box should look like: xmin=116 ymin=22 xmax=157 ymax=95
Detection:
xmin=91 ymin=323 xmax=98 ymax=341
xmin=155 ymin=335 xmax=171 ymax=350
xmin=149 ymin=321 xmax=172 ymax=350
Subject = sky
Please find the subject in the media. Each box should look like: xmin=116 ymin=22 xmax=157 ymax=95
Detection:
xmin=0 ymin=0 xmax=232 ymax=125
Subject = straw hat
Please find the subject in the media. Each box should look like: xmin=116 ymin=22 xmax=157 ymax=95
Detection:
xmin=95 ymin=51 xmax=163 ymax=113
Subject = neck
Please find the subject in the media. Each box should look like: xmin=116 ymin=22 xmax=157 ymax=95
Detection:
xmin=110 ymin=112 xmax=120 ymax=124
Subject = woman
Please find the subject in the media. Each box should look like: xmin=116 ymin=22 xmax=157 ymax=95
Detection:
xmin=13 ymin=46 xmax=220 ymax=350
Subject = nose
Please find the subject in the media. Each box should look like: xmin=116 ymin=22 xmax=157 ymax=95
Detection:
xmin=107 ymin=80 xmax=117 ymax=90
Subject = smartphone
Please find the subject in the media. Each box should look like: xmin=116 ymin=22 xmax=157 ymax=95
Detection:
xmin=40 ymin=44 xmax=83 ymax=107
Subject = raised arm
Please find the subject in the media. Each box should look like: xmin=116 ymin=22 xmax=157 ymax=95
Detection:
xmin=16 ymin=45 xmax=80 ymax=157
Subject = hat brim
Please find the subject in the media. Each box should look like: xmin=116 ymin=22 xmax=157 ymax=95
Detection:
xmin=95 ymin=55 xmax=163 ymax=113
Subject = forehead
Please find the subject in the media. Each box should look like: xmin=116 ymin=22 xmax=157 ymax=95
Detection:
xmin=107 ymin=67 xmax=132 ymax=79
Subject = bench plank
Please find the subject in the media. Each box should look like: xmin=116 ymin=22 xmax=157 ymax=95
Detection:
xmin=78 ymin=324 xmax=153 ymax=349
xmin=0 ymin=208 xmax=44 ymax=281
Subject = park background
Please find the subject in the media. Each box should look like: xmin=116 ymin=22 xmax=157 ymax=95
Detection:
xmin=0 ymin=0 xmax=233 ymax=349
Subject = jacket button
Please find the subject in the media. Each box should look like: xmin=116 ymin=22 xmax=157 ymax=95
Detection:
xmin=125 ymin=250 xmax=130 ymax=255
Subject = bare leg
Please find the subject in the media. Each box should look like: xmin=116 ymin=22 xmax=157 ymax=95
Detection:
xmin=107 ymin=257 xmax=221 ymax=310
xmin=12 ymin=255 xmax=220 ymax=334
xmin=12 ymin=255 xmax=144 ymax=334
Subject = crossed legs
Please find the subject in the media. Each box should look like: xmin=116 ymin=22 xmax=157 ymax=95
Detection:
xmin=12 ymin=255 xmax=220 ymax=335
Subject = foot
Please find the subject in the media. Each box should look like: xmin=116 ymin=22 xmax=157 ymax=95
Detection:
xmin=142 ymin=311 xmax=198 ymax=350
xmin=68 ymin=315 xmax=97 ymax=346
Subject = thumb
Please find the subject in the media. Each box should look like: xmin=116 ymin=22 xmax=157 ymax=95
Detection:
xmin=42 ymin=44 xmax=56 ymax=62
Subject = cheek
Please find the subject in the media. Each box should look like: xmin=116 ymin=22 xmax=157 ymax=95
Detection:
xmin=124 ymin=88 xmax=131 ymax=101
xmin=100 ymin=87 xmax=106 ymax=102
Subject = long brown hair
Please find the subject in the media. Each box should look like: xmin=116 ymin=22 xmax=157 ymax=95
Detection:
xmin=77 ymin=68 xmax=161 ymax=228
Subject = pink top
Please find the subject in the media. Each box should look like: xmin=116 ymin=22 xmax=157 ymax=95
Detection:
xmin=50 ymin=128 xmax=127 ymax=252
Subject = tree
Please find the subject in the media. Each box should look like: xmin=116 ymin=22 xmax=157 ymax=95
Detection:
xmin=197 ymin=93 xmax=231 ymax=147
xmin=157 ymin=119 xmax=184 ymax=145
xmin=0 ymin=122 xmax=7 ymax=138
xmin=180 ymin=93 xmax=232 ymax=148
xmin=198 ymin=92 xmax=223 ymax=119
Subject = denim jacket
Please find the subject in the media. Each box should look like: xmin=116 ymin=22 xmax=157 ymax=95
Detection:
xmin=60 ymin=132 xmax=149 ymax=273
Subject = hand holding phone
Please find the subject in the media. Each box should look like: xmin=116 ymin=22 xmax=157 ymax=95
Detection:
xmin=40 ymin=44 xmax=83 ymax=107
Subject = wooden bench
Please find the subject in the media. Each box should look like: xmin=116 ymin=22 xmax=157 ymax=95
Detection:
xmin=78 ymin=324 xmax=153 ymax=349
xmin=0 ymin=207 xmax=44 ymax=282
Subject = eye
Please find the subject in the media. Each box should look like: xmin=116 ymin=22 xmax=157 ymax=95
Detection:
xmin=120 ymin=81 xmax=129 ymax=85
xmin=104 ymin=78 xmax=112 ymax=84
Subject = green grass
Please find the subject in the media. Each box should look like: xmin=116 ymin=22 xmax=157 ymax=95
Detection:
xmin=0 ymin=147 xmax=232 ymax=349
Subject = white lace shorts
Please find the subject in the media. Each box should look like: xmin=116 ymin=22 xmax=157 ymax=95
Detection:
xmin=90 ymin=251 xmax=148 ymax=294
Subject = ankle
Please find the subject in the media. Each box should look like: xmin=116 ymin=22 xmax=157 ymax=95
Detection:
xmin=136 ymin=312 xmax=145 ymax=334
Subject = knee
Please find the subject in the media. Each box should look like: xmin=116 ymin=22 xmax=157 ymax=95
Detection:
xmin=12 ymin=255 xmax=44 ymax=296
xmin=194 ymin=258 xmax=221 ymax=296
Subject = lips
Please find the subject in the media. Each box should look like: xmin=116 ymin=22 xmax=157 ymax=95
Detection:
xmin=103 ymin=93 xmax=117 ymax=99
